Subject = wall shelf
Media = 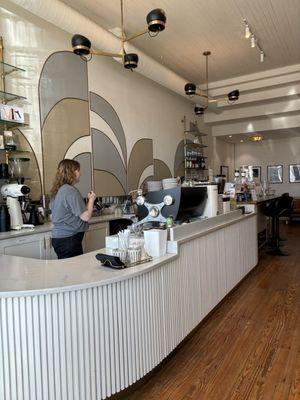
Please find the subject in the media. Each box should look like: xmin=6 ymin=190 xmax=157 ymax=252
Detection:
xmin=184 ymin=142 xmax=208 ymax=148
xmin=0 ymin=61 xmax=25 ymax=77
xmin=184 ymin=130 xmax=207 ymax=137
xmin=0 ymin=118 xmax=29 ymax=130
xmin=0 ymin=149 xmax=30 ymax=153
xmin=182 ymin=116 xmax=208 ymax=181
xmin=0 ymin=90 xmax=26 ymax=103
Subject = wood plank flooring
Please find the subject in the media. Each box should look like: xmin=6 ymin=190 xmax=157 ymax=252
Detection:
xmin=112 ymin=223 xmax=300 ymax=400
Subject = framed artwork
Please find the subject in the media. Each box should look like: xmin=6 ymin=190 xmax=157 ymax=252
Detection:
xmin=267 ymin=165 xmax=283 ymax=183
xmin=289 ymin=164 xmax=300 ymax=183
xmin=220 ymin=165 xmax=229 ymax=180
xmin=252 ymin=166 xmax=261 ymax=180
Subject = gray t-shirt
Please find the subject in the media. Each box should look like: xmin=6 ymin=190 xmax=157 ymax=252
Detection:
xmin=51 ymin=184 xmax=88 ymax=238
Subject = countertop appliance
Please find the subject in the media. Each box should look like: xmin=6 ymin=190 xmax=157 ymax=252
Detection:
xmin=137 ymin=186 xmax=207 ymax=224
xmin=27 ymin=204 xmax=44 ymax=226
xmin=0 ymin=204 xmax=10 ymax=232
xmin=195 ymin=183 xmax=218 ymax=218
xmin=214 ymin=174 xmax=226 ymax=194
xmin=0 ymin=183 xmax=31 ymax=230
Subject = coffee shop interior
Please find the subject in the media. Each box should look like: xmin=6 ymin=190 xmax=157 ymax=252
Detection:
xmin=0 ymin=1 xmax=299 ymax=399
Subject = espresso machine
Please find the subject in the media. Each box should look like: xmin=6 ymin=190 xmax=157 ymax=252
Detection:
xmin=1 ymin=183 xmax=31 ymax=230
xmin=136 ymin=186 xmax=208 ymax=225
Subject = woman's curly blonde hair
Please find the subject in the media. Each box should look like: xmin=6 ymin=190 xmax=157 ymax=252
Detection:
xmin=50 ymin=159 xmax=80 ymax=198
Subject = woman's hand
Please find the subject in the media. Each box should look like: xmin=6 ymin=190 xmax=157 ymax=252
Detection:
xmin=80 ymin=191 xmax=96 ymax=222
xmin=87 ymin=191 xmax=96 ymax=202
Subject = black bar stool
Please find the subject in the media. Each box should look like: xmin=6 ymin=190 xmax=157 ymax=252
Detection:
xmin=263 ymin=195 xmax=293 ymax=256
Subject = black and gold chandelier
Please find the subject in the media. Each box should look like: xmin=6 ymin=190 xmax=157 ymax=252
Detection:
xmin=71 ymin=0 xmax=166 ymax=69
xmin=184 ymin=51 xmax=239 ymax=115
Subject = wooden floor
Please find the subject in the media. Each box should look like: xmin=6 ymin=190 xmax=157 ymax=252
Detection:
xmin=114 ymin=223 xmax=300 ymax=400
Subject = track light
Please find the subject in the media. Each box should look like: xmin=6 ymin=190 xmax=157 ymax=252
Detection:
xmin=71 ymin=0 xmax=166 ymax=69
xmin=184 ymin=52 xmax=240 ymax=107
xmin=245 ymin=24 xmax=251 ymax=39
xmin=243 ymin=18 xmax=266 ymax=63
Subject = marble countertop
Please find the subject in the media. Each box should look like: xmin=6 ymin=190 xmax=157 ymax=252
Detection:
xmin=0 ymin=211 xmax=256 ymax=296
xmin=0 ymin=214 xmax=134 ymax=241
xmin=0 ymin=250 xmax=177 ymax=296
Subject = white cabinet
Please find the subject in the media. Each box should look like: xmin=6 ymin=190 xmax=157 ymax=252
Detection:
xmin=83 ymin=222 xmax=108 ymax=253
xmin=0 ymin=233 xmax=46 ymax=259
xmin=0 ymin=222 xmax=109 ymax=260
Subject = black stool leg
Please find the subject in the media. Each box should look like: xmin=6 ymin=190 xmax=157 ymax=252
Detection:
xmin=267 ymin=215 xmax=289 ymax=256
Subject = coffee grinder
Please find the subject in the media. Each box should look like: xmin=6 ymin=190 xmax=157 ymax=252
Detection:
xmin=0 ymin=183 xmax=31 ymax=229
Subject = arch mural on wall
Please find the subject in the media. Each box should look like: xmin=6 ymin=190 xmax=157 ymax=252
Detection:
xmin=127 ymin=139 xmax=153 ymax=192
xmin=174 ymin=140 xmax=185 ymax=177
xmin=38 ymin=51 xmax=176 ymax=197
xmin=39 ymin=51 xmax=91 ymax=195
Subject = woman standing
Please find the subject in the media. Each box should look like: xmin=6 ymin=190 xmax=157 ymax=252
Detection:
xmin=50 ymin=159 xmax=96 ymax=259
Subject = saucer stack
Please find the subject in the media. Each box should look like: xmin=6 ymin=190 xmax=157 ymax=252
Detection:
xmin=146 ymin=180 xmax=163 ymax=192
xmin=162 ymin=178 xmax=178 ymax=190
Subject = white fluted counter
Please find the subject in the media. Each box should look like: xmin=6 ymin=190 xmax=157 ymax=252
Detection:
xmin=0 ymin=211 xmax=257 ymax=400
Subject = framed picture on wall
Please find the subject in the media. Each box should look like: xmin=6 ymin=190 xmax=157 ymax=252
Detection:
xmin=267 ymin=165 xmax=283 ymax=183
xmin=289 ymin=164 xmax=300 ymax=183
xmin=220 ymin=165 xmax=229 ymax=180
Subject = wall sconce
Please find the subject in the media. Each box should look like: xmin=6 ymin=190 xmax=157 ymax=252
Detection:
xmin=184 ymin=51 xmax=240 ymax=116
xmin=71 ymin=0 xmax=166 ymax=70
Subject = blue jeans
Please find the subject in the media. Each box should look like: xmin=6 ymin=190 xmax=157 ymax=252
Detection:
xmin=52 ymin=232 xmax=84 ymax=259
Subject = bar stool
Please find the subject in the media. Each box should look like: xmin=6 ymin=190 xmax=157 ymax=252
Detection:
xmin=263 ymin=196 xmax=293 ymax=256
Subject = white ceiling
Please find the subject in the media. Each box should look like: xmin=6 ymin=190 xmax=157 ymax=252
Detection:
xmin=62 ymin=0 xmax=300 ymax=83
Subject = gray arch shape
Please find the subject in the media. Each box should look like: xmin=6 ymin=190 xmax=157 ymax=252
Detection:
xmin=38 ymin=51 xmax=89 ymax=127
xmin=91 ymin=128 xmax=127 ymax=192
xmin=90 ymin=91 xmax=127 ymax=164
xmin=174 ymin=139 xmax=185 ymax=176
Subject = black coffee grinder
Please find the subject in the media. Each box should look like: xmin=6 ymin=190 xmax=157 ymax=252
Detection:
xmin=27 ymin=204 xmax=44 ymax=225
xmin=0 ymin=204 xmax=10 ymax=232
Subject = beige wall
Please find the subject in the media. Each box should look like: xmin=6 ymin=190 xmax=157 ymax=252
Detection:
xmin=0 ymin=4 xmax=213 ymax=197
xmin=213 ymin=138 xmax=235 ymax=180
xmin=235 ymin=136 xmax=300 ymax=197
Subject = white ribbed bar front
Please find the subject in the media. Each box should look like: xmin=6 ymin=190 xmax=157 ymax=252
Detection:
xmin=0 ymin=215 xmax=257 ymax=399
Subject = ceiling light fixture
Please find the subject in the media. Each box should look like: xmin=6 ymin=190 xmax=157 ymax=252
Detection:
xmin=243 ymin=19 xmax=265 ymax=63
xmin=249 ymin=135 xmax=264 ymax=142
xmin=184 ymin=51 xmax=240 ymax=116
xmin=244 ymin=23 xmax=251 ymax=39
xmin=71 ymin=0 xmax=166 ymax=70
xmin=240 ymin=139 xmax=244 ymax=143
xmin=229 ymin=135 xmax=232 ymax=138
xmin=194 ymin=105 xmax=205 ymax=115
